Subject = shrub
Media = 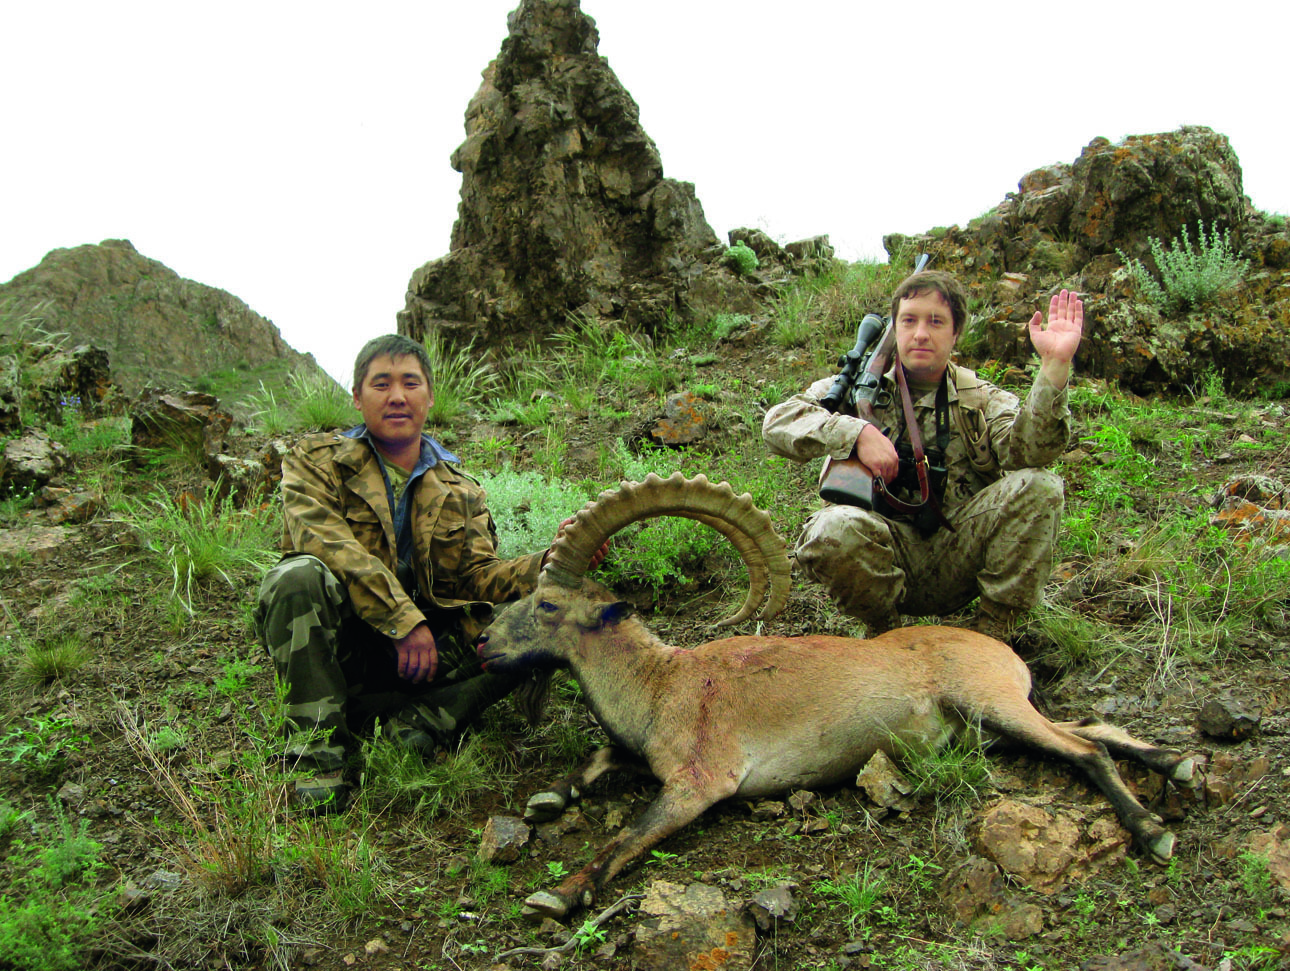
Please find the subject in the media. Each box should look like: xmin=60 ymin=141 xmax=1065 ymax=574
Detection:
xmin=1119 ymin=221 xmax=1248 ymax=315
xmin=723 ymin=241 xmax=759 ymax=276
xmin=474 ymin=468 xmax=591 ymax=558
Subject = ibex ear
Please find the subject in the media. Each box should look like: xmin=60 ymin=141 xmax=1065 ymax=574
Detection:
xmin=596 ymin=601 xmax=635 ymax=629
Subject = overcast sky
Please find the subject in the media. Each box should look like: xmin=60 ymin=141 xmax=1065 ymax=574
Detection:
xmin=4 ymin=1 xmax=1286 ymax=384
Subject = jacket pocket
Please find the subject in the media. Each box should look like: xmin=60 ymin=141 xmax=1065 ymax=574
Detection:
xmin=957 ymin=407 xmax=997 ymax=474
xmin=427 ymin=522 xmax=467 ymax=580
xmin=343 ymin=501 xmax=389 ymax=557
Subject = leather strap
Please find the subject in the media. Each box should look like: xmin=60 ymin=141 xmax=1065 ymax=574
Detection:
xmin=873 ymin=360 xmax=955 ymax=532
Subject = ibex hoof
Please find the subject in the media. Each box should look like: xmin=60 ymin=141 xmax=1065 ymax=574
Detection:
xmin=522 ymin=891 xmax=570 ymax=921
xmin=524 ymin=791 xmax=567 ymax=822
xmin=1170 ymin=757 xmax=1202 ymax=788
xmin=1147 ymin=830 xmax=1175 ymax=865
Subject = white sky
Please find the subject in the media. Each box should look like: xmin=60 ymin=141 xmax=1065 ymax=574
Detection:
xmin=4 ymin=1 xmax=1287 ymax=385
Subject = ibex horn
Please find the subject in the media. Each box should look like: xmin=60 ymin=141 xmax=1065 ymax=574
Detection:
xmin=543 ymin=472 xmax=791 ymax=626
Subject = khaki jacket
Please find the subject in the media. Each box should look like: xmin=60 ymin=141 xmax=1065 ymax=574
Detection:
xmin=278 ymin=431 xmax=545 ymax=642
xmin=762 ymin=364 xmax=1072 ymax=513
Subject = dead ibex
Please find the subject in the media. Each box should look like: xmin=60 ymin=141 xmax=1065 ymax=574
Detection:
xmin=476 ymin=472 xmax=1199 ymax=921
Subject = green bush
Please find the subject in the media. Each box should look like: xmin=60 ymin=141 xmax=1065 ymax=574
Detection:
xmin=1119 ymin=221 xmax=1248 ymax=315
xmin=475 ymin=468 xmax=592 ymax=559
xmin=723 ymin=240 xmax=759 ymax=276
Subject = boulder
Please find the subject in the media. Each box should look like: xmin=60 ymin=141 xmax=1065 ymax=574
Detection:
xmin=400 ymin=0 xmax=759 ymax=349
xmin=0 ymin=429 xmax=69 ymax=492
xmin=883 ymin=127 xmax=1290 ymax=394
xmin=130 ymin=388 xmax=232 ymax=468
xmin=972 ymin=798 xmax=1128 ymax=893
xmin=632 ymin=880 xmax=754 ymax=971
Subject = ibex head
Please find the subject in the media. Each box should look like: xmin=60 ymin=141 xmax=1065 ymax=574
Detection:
xmin=478 ymin=472 xmax=791 ymax=673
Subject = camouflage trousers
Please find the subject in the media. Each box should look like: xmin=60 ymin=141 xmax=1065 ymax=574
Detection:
xmin=794 ymin=469 xmax=1062 ymax=631
xmin=254 ymin=555 xmax=521 ymax=772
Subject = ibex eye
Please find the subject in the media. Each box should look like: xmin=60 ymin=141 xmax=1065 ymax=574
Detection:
xmin=538 ymin=601 xmax=558 ymax=613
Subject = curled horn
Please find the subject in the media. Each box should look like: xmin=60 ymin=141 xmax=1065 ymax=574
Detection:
xmin=544 ymin=472 xmax=792 ymax=626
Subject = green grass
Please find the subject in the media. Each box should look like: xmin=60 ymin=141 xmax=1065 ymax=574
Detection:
xmin=424 ymin=332 xmax=500 ymax=426
xmin=818 ymin=863 xmax=889 ymax=935
xmin=117 ymin=487 xmax=281 ymax=613
xmin=19 ymin=633 xmax=90 ymax=683
xmin=358 ymin=730 xmax=499 ymax=817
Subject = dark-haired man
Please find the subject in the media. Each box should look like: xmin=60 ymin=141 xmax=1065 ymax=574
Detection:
xmin=256 ymin=334 xmax=603 ymax=812
xmin=762 ymin=271 xmax=1082 ymax=642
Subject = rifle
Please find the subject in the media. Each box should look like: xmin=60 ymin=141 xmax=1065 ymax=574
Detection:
xmin=817 ymin=254 xmax=930 ymax=508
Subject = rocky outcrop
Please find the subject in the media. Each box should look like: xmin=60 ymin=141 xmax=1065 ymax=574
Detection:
xmin=400 ymin=0 xmax=769 ymax=348
xmin=0 ymin=239 xmax=317 ymax=393
xmin=884 ymin=127 xmax=1290 ymax=394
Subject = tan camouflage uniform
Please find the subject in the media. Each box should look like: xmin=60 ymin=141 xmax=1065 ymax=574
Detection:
xmin=762 ymin=364 xmax=1071 ymax=634
xmin=255 ymin=430 xmax=545 ymax=772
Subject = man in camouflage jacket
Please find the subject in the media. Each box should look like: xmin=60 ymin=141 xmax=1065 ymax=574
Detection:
xmin=256 ymin=334 xmax=579 ymax=811
xmin=762 ymin=271 xmax=1082 ymax=641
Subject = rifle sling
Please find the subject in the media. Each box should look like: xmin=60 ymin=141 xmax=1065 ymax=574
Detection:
xmin=873 ymin=361 xmax=955 ymax=533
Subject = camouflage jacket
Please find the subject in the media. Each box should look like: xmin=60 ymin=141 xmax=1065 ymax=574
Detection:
xmin=762 ymin=364 xmax=1072 ymax=513
xmin=278 ymin=431 xmax=545 ymax=642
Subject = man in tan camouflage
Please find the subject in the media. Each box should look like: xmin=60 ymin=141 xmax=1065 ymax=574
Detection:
xmin=762 ymin=271 xmax=1082 ymax=642
xmin=256 ymin=334 xmax=604 ymax=812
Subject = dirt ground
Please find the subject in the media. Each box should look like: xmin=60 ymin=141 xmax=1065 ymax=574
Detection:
xmin=2 ymin=328 xmax=1288 ymax=971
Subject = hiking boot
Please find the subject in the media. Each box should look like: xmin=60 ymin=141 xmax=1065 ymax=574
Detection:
xmin=381 ymin=713 xmax=440 ymax=758
xmin=295 ymin=769 xmax=348 ymax=814
xmin=861 ymin=611 xmax=902 ymax=639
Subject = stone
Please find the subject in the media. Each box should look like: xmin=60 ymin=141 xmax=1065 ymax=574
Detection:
xmin=940 ymin=855 xmax=1009 ymax=923
xmin=0 ymin=429 xmax=68 ymax=491
xmin=38 ymin=486 xmax=102 ymax=525
xmin=1247 ymin=826 xmax=1290 ymax=889
xmin=633 ymin=880 xmax=755 ymax=971
xmin=649 ymin=391 xmax=709 ymax=447
xmin=1197 ymin=696 xmax=1260 ymax=742
xmin=401 ymin=0 xmax=757 ymax=350
xmin=478 ymin=815 xmax=531 ymax=863
xmin=855 ymin=750 xmax=917 ymax=812
xmin=129 ymin=387 xmax=232 ymax=466
xmin=972 ymin=798 xmax=1127 ymax=893
xmin=1204 ymin=752 xmax=1271 ymax=805
xmin=746 ymin=884 xmax=798 ymax=931
xmin=0 ymin=525 xmax=72 ymax=566
xmin=207 ymin=453 xmax=272 ymax=506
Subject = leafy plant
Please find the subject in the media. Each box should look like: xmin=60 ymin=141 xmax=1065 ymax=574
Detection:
xmin=709 ymin=312 xmax=751 ymax=340
xmin=1237 ymin=849 xmax=1274 ymax=904
xmin=0 ymin=717 xmax=88 ymax=779
xmin=723 ymin=240 xmax=759 ymax=276
xmin=0 ymin=801 xmax=105 ymax=971
xmin=476 ymin=467 xmax=591 ymax=559
xmin=1119 ymin=221 xmax=1248 ymax=315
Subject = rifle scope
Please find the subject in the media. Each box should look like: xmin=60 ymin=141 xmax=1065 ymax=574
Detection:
xmin=820 ymin=313 xmax=886 ymax=413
